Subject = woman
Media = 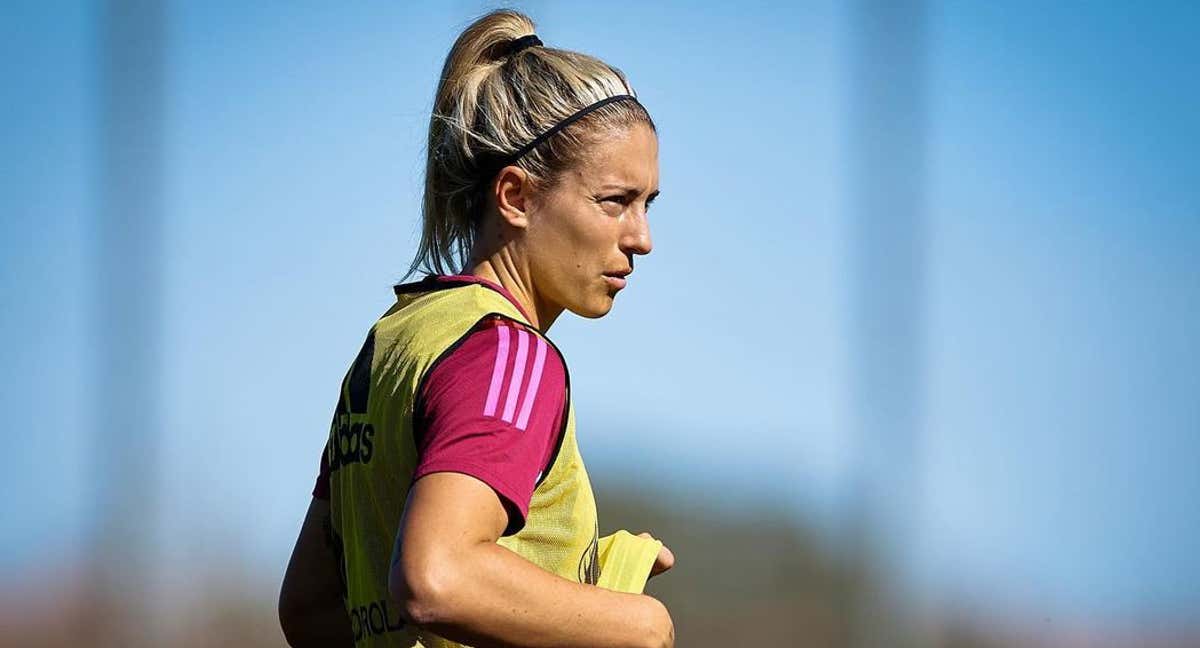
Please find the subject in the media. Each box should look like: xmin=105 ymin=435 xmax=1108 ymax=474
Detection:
xmin=279 ymin=10 xmax=674 ymax=648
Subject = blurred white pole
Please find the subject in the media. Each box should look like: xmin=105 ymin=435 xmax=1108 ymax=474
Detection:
xmin=88 ymin=1 xmax=165 ymax=645
xmin=844 ymin=1 xmax=928 ymax=646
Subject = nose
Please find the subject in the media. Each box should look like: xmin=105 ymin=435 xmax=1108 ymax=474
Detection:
xmin=619 ymin=209 xmax=653 ymax=257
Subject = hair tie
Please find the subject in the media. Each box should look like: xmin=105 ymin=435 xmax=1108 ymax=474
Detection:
xmin=498 ymin=34 xmax=542 ymax=59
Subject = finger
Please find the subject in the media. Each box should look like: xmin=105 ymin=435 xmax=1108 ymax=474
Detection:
xmin=657 ymin=544 xmax=675 ymax=570
xmin=650 ymin=544 xmax=675 ymax=577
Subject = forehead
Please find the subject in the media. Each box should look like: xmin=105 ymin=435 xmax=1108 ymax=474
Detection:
xmin=567 ymin=123 xmax=659 ymax=190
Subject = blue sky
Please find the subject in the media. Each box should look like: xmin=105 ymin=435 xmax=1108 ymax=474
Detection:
xmin=2 ymin=0 xmax=1197 ymax=624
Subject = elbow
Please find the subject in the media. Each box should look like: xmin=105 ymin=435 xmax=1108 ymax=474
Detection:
xmin=277 ymin=594 xmax=304 ymax=646
xmin=388 ymin=557 xmax=460 ymax=628
xmin=278 ymin=577 xmax=325 ymax=647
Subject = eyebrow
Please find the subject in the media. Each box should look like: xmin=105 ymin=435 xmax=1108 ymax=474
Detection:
xmin=600 ymin=183 xmax=661 ymax=202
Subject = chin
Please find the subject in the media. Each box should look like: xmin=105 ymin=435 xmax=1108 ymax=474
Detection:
xmin=569 ymin=294 xmax=615 ymax=319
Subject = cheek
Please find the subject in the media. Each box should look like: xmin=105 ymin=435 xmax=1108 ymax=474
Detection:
xmin=532 ymin=208 xmax=609 ymax=269
xmin=521 ymin=213 xmax=588 ymax=308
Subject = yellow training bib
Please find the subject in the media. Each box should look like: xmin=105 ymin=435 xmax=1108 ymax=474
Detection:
xmin=325 ymin=279 xmax=600 ymax=648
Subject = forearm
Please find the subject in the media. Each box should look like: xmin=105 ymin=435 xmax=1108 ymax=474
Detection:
xmin=399 ymin=542 xmax=671 ymax=648
xmin=280 ymin=498 xmax=354 ymax=648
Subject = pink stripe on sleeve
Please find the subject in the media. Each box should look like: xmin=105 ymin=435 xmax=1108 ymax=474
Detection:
xmin=515 ymin=337 xmax=548 ymax=431
xmin=483 ymin=325 xmax=510 ymax=417
xmin=501 ymin=329 xmax=530 ymax=423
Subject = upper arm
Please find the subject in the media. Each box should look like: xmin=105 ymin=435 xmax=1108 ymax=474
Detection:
xmin=387 ymin=472 xmax=510 ymax=617
xmin=391 ymin=319 xmax=567 ymax=621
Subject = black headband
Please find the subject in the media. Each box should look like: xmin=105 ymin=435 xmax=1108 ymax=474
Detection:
xmin=492 ymin=94 xmax=641 ymax=172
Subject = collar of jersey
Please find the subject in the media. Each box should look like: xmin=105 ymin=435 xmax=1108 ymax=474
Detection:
xmin=393 ymin=274 xmax=535 ymax=325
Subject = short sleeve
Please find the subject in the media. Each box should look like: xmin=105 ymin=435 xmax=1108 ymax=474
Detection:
xmin=312 ymin=442 xmax=331 ymax=500
xmin=413 ymin=317 xmax=567 ymax=535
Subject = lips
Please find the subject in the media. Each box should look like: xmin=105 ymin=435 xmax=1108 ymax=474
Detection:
xmin=603 ymin=270 xmax=631 ymax=290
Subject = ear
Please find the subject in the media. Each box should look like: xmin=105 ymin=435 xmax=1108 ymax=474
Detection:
xmin=493 ymin=165 xmax=532 ymax=230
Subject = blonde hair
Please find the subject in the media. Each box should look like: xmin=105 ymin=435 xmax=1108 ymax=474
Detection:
xmin=409 ymin=9 xmax=655 ymax=277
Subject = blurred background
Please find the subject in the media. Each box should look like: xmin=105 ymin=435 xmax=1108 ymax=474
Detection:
xmin=3 ymin=1 xmax=1198 ymax=646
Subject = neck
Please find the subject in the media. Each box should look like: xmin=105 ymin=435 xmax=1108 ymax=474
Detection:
xmin=467 ymin=253 xmax=563 ymax=332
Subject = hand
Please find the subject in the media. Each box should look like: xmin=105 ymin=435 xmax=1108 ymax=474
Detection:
xmin=636 ymin=532 xmax=675 ymax=578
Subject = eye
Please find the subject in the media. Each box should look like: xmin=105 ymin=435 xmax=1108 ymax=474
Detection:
xmin=602 ymin=195 xmax=629 ymax=206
